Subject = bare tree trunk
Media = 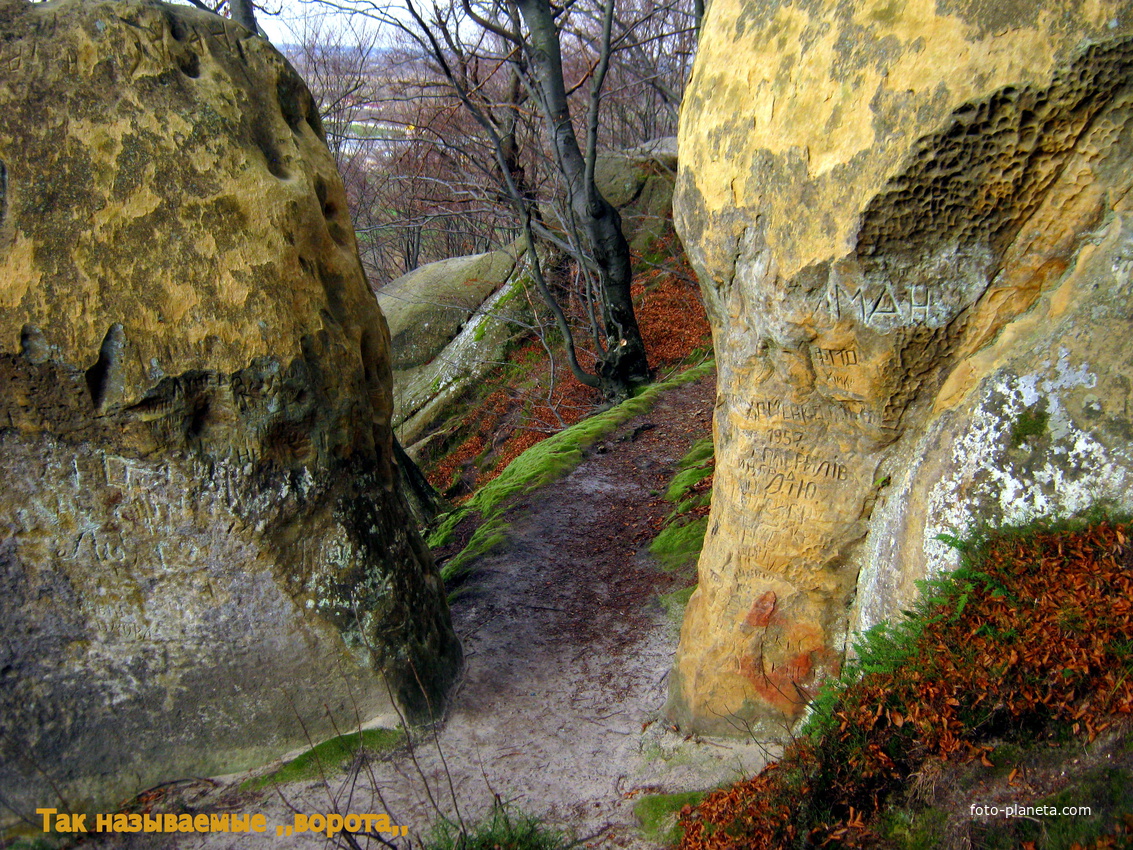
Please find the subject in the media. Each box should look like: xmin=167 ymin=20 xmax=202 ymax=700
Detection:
xmin=393 ymin=435 xmax=448 ymax=525
xmin=229 ymin=0 xmax=258 ymax=34
xmin=514 ymin=0 xmax=651 ymax=398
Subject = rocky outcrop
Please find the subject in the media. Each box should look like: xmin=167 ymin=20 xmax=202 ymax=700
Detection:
xmin=379 ymin=244 xmax=529 ymax=451
xmin=594 ymin=138 xmax=678 ymax=255
xmin=379 ymin=247 xmax=522 ymax=372
xmin=384 ymin=140 xmax=680 ymax=453
xmin=389 ymin=269 xmax=531 ymax=451
xmin=670 ymin=0 xmax=1133 ymax=736
xmin=0 ymin=0 xmax=460 ymax=820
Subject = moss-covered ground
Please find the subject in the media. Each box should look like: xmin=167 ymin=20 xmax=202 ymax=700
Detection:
xmin=429 ymin=357 xmax=715 ymax=583
xmin=635 ymin=790 xmax=710 ymax=846
xmin=241 ymin=728 xmax=405 ymax=790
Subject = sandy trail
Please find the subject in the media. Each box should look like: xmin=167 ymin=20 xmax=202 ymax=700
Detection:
xmin=90 ymin=375 xmax=771 ymax=850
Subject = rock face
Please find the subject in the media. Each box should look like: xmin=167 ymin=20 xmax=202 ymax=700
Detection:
xmin=0 ymin=0 xmax=460 ymax=819
xmin=594 ymin=138 xmax=678 ymax=255
xmin=387 ymin=265 xmax=531 ymax=451
xmin=670 ymin=0 xmax=1133 ymax=736
xmin=379 ymin=247 xmax=522 ymax=373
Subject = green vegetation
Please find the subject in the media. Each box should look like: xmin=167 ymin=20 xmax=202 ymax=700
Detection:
xmin=345 ymin=121 xmax=407 ymax=141
xmin=1010 ymin=404 xmax=1049 ymax=446
xmin=678 ymin=514 xmax=1133 ymax=849
xmin=424 ymin=802 xmax=571 ymax=850
xmin=429 ymin=358 xmax=715 ymax=583
xmin=242 ymin=728 xmax=404 ymax=790
xmin=877 ymin=763 xmax=1133 ymax=850
xmin=665 ymin=438 xmax=713 ymax=496
xmin=648 ymin=436 xmax=713 ymax=573
xmin=659 ymin=584 xmax=697 ymax=622
xmin=649 ymin=518 xmax=708 ymax=572
xmin=969 ymin=766 xmax=1131 ymax=849
xmin=4 ymin=839 xmax=64 ymax=850
xmin=434 ymin=516 xmax=510 ymax=582
xmin=877 ymin=805 xmax=950 ymax=850
xmin=634 ymin=791 xmax=708 ymax=846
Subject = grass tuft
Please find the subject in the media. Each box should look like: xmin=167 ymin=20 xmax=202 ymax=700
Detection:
xmin=424 ymin=802 xmax=571 ymax=850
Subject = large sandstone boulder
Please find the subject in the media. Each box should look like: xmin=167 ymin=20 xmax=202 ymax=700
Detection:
xmin=670 ymin=0 xmax=1133 ymax=736
xmin=0 ymin=0 xmax=460 ymax=820
xmin=391 ymin=272 xmax=532 ymax=450
xmin=378 ymin=246 xmax=521 ymax=371
xmin=376 ymin=244 xmax=529 ymax=451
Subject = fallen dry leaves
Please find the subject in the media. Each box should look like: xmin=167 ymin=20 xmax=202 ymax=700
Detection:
xmin=679 ymin=521 xmax=1133 ymax=849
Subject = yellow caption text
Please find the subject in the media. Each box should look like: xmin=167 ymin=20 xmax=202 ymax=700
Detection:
xmin=37 ymin=808 xmax=409 ymax=838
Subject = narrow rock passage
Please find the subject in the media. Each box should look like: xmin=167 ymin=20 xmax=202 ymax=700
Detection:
xmin=116 ymin=373 xmax=770 ymax=849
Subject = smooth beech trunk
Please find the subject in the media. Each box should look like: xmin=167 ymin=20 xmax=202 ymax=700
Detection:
xmin=514 ymin=0 xmax=651 ymax=399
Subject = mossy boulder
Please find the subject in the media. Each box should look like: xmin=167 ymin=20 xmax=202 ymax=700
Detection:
xmin=378 ymin=245 xmax=521 ymax=370
xmin=0 ymin=0 xmax=460 ymax=824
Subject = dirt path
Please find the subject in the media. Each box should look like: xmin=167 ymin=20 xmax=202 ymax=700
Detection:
xmin=93 ymin=372 xmax=770 ymax=849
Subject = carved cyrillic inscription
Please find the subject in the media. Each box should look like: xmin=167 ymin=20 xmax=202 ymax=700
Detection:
xmin=825 ymin=276 xmax=936 ymax=327
xmin=813 ymin=347 xmax=859 ymax=368
xmin=736 ymin=396 xmax=880 ymax=427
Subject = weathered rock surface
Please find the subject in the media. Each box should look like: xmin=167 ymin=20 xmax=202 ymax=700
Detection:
xmin=594 ymin=138 xmax=678 ymax=254
xmin=379 ymin=246 xmax=522 ymax=371
xmin=392 ymin=273 xmax=532 ymax=450
xmin=376 ymin=242 xmax=529 ymax=451
xmin=670 ymin=0 xmax=1133 ymax=736
xmin=0 ymin=0 xmax=460 ymax=821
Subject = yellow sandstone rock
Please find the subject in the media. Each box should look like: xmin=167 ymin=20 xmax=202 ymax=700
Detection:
xmin=670 ymin=0 xmax=1133 ymax=735
xmin=0 ymin=0 xmax=460 ymax=820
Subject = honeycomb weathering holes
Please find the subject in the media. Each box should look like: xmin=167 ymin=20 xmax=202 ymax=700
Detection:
xmin=857 ymin=38 xmax=1133 ymax=264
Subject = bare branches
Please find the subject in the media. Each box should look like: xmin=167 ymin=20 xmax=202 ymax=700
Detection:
xmin=289 ymin=0 xmax=698 ymax=394
xmin=461 ymin=0 xmax=522 ymax=45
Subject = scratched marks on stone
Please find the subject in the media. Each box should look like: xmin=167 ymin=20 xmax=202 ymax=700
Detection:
xmin=826 ymin=275 xmax=936 ymax=327
xmin=736 ymin=396 xmax=879 ymax=427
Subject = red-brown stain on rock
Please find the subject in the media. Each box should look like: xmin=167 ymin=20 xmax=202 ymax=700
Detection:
xmin=745 ymin=590 xmax=777 ymax=628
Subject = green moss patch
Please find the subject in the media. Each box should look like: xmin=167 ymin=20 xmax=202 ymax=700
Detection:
xmin=647 ymin=436 xmax=714 ymax=575
xmin=242 ymin=728 xmax=404 ymax=790
xmin=649 ymin=518 xmax=708 ymax=572
xmin=1010 ymin=405 xmax=1049 ymax=447
xmin=634 ymin=790 xmax=708 ymax=846
xmin=659 ymin=584 xmax=697 ymax=624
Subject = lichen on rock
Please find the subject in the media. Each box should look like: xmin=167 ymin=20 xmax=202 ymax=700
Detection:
xmin=0 ymin=0 xmax=460 ymax=822
xmin=669 ymin=0 xmax=1133 ymax=737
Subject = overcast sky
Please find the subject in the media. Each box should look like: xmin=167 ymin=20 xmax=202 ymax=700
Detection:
xmin=158 ymin=0 xmax=382 ymax=47
xmin=252 ymin=0 xmax=386 ymax=47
